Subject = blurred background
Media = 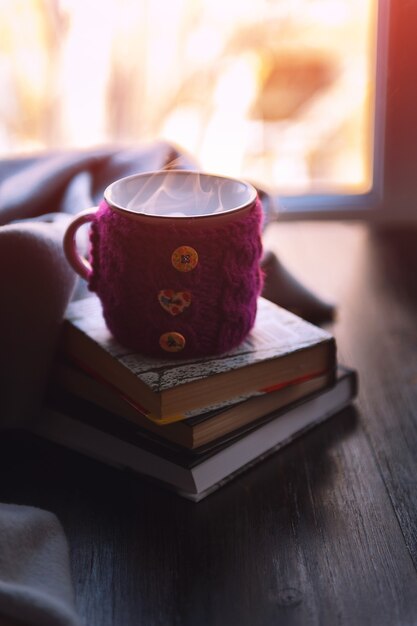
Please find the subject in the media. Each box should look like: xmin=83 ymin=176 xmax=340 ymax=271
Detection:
xmin=0 ymin=0 xmax=377 ymax=194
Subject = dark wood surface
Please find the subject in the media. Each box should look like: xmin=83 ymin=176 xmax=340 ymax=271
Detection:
xmin=1 ymin=221 xmax=417 ymax=626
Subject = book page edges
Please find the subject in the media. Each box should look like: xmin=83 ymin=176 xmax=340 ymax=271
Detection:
xmin=161 ymin=338 xmax=336 ymax=416
xmin=191 ymin=369 xmax=333 ymax=448
xmin=60 ymin=319 xmax=336 ymax=419
xmin=53 ymin=363 xmax=332 ymax=450
xmin=35 ymin=368 xmax=355 ymax=500
xmin=189 ymin=371 xmax=354 ymax=495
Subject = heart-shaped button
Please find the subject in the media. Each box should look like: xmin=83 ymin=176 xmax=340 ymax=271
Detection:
xmin=158 ymin=290 xmax=191 ymax=316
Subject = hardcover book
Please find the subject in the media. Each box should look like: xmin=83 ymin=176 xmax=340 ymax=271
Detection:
xmin=59 ymin=296 xmax=336 ymax=421
xmin=53 ymin=362 xmax=334 ymax=449
xmin=37 ymin=367 xmax=357 ymax=502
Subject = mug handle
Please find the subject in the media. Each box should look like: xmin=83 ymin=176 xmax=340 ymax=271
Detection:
xmin=63 ymin=207 xmax=97 ymax=281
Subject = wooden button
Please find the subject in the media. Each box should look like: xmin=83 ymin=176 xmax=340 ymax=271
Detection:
xmin=159 ymin=331 xmax=186 ymax=352
xmin=171 ymin=246 xmax=198 ymax=272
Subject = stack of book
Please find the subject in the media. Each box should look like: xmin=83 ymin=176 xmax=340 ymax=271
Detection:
xmin=37 ymin=296 xmax=357 ymax=501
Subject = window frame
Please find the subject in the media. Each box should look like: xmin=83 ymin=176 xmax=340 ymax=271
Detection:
xmin=275 ymin=0 xmax=417 ymax=223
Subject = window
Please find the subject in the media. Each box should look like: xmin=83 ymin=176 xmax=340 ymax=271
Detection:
xmin=1 ymin=1 xmax=413 ymax=220
xmin=280 ymin=0 xmax=417 ymax=221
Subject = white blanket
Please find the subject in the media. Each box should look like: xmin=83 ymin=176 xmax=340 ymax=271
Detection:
xmin=0 ymin=504 xmax=80 ymax=626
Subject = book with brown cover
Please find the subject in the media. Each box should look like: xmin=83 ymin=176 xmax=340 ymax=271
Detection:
xmin=59 ymin=296 xmax=336 ymax=421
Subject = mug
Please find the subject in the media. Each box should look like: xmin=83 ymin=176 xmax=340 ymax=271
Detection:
xmin=63 ymin=170 xmax=264 ymax=358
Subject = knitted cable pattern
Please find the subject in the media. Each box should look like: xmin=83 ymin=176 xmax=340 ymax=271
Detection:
xmin=88 ymin=198 xmax=264 ymax=357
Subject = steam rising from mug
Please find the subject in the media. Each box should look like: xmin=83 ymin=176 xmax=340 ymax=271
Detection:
xmin=106 ymin=170 xmax=253 ymax=218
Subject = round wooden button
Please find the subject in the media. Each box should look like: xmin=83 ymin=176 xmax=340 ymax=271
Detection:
xmin=159 ymin=331 xmax=186 ymax=352
xmin=171 ymin=246 xmax=198 ymax=272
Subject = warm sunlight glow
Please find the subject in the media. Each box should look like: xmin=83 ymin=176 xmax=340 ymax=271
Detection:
xmin=0 ymin=0 xmax=377 ymax=193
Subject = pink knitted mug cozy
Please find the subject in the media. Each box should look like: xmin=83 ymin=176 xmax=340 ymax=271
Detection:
xmin=64 ymin=171 xmax=264 ymax=358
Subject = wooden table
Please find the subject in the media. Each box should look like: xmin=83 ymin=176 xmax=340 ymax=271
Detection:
xmin=1 ymin=221 xmax=417 ymax=626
